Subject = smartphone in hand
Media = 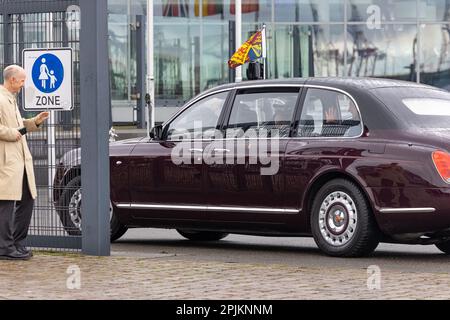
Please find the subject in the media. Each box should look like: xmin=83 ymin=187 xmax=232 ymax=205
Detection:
xmin=18 ymin=127 xmax=27 ymax=135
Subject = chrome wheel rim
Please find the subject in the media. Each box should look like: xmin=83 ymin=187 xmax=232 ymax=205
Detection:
xmin=68 ymin=188 xmax=113 ymax=230
xmin=318 ymin=191 xmax=357 ymax=247
xmin=69 ymin=189 xmax=82 ymax=229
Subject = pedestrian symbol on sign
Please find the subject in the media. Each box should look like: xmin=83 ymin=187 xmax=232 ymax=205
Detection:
xmin=32 ymin=53 xmax=64 ymax=94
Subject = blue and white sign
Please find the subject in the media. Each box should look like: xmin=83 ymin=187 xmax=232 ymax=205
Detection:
xmin=23 ymin=48 xmax=73 ymax=111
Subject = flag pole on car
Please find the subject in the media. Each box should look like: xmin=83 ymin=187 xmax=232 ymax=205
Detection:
xmin=228 ymin=23 xmax=267 ymax=80
xmin=262 ymin=23 xmax=267 ymax=79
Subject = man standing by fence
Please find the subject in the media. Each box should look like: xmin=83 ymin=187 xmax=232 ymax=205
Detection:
xmin=0 ymin=65 xmax=49 ymax=260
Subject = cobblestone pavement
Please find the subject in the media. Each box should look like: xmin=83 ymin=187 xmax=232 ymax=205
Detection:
xmin=0 ymin=251 xmax=449 ymax=299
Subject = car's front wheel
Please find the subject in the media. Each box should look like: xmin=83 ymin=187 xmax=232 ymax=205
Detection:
xmin=56 ymin=176 xmax=128 ymax=241
xmin=177 ymin=230 xmax=229 ymax=241
xmin=310 ymin=179 xmax=380 ymax=257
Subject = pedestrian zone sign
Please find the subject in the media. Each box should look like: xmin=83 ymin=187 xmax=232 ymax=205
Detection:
xmin=23 ymin=48 xmax=73 ymax=111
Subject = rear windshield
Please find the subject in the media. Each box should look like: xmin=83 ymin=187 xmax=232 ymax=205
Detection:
xmin=371 ymin=87 xmax=450 ymax=129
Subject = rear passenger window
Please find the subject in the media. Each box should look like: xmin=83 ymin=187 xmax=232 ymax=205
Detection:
xmin=297 ymin=88 xmax=362 ymax=138
xmin=225 ymin=88 xmax=299 ymax=138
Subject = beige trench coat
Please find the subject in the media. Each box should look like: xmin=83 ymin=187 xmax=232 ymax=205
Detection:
xmin=0 ymin=85 xmax=40 ymax=201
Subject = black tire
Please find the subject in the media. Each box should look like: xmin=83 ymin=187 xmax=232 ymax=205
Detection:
xmin=177 ymin=230 xmax=229 ymax=241
xmin=110 ymin=208 xmax=128 ymax=242
xmin=57 ymin=176 xmax=82 ymax=236
xmin=435 ymin=241 xmax=450 ymax=254
xmin=310 ymin=179 xmax=380 ymax=257
xmin=56 ymin=176 xmax=128 ymax=242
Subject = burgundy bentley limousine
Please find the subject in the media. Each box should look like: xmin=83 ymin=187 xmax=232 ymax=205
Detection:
xmin=54 ymin=78 xmax=450 ymax=257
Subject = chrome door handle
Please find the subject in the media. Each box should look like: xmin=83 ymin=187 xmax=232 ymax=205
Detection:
xmin=116 ymin=161 xmax=122 ymax=165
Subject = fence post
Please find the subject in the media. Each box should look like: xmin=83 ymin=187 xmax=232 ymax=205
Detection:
xmin=136 ymin=15 xmax=146 ymax=129
xmin=80 ymin=0 xmax=110 ymax=256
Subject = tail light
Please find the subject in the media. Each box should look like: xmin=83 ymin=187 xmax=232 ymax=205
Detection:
xmin=432 ymin=150 xmax=450 ymax=183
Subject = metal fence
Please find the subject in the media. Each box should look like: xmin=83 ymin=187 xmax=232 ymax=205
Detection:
xmin=1 ymin=0 xmax=81 ymax=250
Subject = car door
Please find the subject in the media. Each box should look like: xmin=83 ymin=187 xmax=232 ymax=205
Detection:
xmin=127 ymin=90 xmax=230 ymax=219
xmin=284 ymin=86 xmax=364 ymax=231
xmin=203 ymin=86 xmax=302 ymax=226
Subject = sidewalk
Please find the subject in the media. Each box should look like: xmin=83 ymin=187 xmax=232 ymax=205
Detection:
xmin=0 ymin=251 xmax=449 ymax=299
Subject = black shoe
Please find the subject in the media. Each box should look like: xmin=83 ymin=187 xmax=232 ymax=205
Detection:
xmin=0 ymin=250 xmax=31 ymax=260
xmin=16 ymin=247 xmax=33 ymax=257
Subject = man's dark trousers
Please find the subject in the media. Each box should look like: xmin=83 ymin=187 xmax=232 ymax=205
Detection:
xmin=0 ymin=171 xmax=34 ymax=255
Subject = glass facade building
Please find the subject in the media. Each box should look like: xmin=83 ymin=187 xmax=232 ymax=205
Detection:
xmin=108 ymin=0 xmax=450 ymax=123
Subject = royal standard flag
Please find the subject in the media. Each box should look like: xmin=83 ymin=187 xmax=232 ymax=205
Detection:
xmin=228 ymin=30 xmax=263 ymax=69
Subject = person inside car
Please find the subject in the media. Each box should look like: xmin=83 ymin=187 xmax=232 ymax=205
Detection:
xmin=322 ymin=104 xmax=342 ymax=136
xmin=322 ymin=102 xmax=361 ymax=137
xmin=272 ymin=104 xmax=292 ymax=137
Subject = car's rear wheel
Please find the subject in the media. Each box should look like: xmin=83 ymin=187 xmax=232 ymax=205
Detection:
xmin=435 ymin=241 xmax=450 ymax=254
xmin=310 ymin=179 xmax=380 ymax=257
xmin=177 ymin=230 xmax=229 ymax=241
xmin=56 ymin=176 xmax=128 ymax=241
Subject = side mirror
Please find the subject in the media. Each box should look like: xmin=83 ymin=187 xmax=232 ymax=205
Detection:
xmin=150 ymin=124 xmax=163 ymax=140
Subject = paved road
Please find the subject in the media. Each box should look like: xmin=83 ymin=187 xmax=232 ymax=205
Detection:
xmin=1 ymin=228 xmax=449 ymax=300
xmin=113 ymin=228 xmax=450 ymax=274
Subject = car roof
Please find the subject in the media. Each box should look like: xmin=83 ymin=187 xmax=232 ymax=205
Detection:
xmin=203 ymin=77 xmax=438 ymax=95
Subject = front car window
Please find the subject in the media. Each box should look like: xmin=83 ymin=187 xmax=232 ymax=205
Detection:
xmin=297 ymin=88 xmax=362 ymax=137
xmin=165 ymin=91 xmax=228 ymax=140
xmin=225 ymin=88 xmax=299 ymax=138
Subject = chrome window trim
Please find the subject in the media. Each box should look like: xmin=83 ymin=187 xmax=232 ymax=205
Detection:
xmin=116 ymin=203 xmax=300 ymax=214
xmin=161 ymin=83 xmax=365 ymax=143
xmin=379 ymin=207 xmax=436 ymax=214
